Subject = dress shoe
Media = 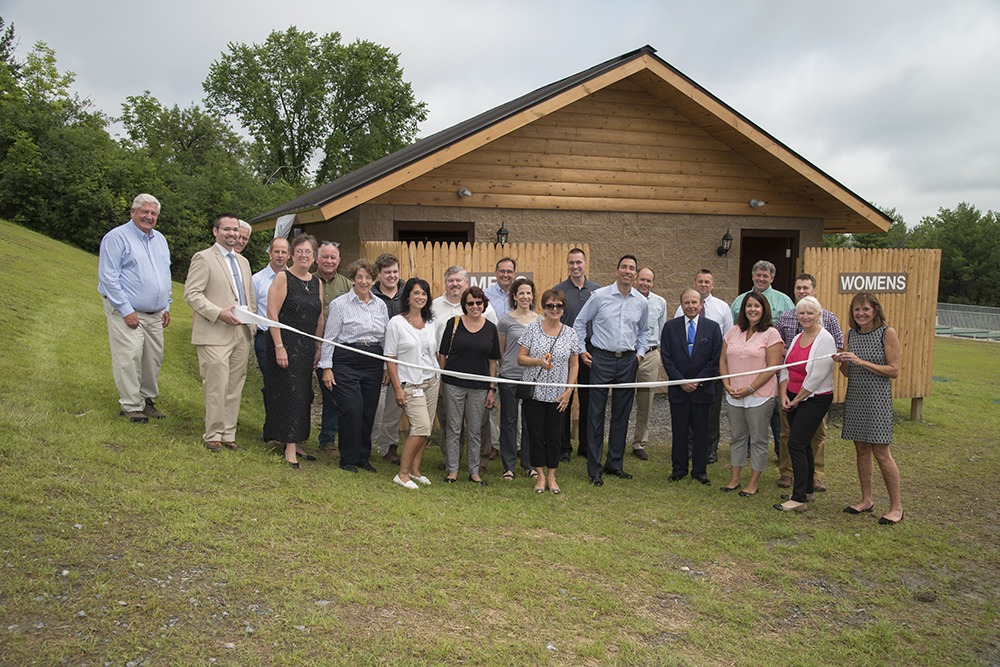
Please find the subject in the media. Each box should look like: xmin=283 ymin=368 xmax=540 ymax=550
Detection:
xmin=812 ymin=479 xmax=827 ymax=492
xmin=393 ymin=474 xmax=419 ymax=490
xmin=632 ymin=447 xmax=649 ymax=461
xmin=668 ymin=474 xmax=686 ymax=482
xmin=382 ymin=445 xmax=401 ymax=464
xmin=692 ymin=475 xmax=711 ymax=485
xmin=781 ymin=493 xmax=815 ymax=502
xmin=298 ymin=452 xmax=317 ymax=461
xmin=339 ymin=463 xmax=358 ymax=473
xmin=773 ymin=501 xmax=809 ymax=512
xmin=738 ymin=490 xmax=757 ymax=497
xmin=559 ymin=452 xmax=572 ymax=462
xmin=288 ymin=461 xmax=300 ymax=470
xmin=469 ymin=475 xmax=488 ymax=486
xmin=120 ymin=410 xmax=149 ymax=424
xmin=720 ymin=485 xmax=740 ymax=492
xmin=443 ymin=476 xmax=457 ymax=483
xmin=411 ymin=474 xmax=432 ymax=486
xmin=222 ymin=441 xmax=239 ymax=450
xmin=590 ymin=476 xmax=603 ymax=487
xmin=360 ymin=462 xmax=378 ymax=473
xmin=576 ymin=450 xmax=587 ymax=458
xmin=777 ymin=476 xmax=792 ymax=488
xmin=204 ymin=440 xmax=222 ymax=453
xmin=487 ymin=448 xmax=499 ymax=461
xmin=843 ymin=504 xmax=874 ymax=514
xmin=318 ymin=442 xmax=336 ymax=452
xmin=142 ymin=399 xmax=166 ymax=419
xmin=603 ymin=467 xmax=633 ymax=479
xmin=878 ymin=510 xmax=904 ymax=525
xmin=707 ymin=453 xmax=718 ymax=464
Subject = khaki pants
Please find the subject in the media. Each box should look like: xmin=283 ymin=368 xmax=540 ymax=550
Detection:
xmin=373 ymin=383 xmax=405 ymax=455
xmin=195 ymin=333 xmax=251 ymax=443
xmin=779 ymin=407 xmax=826 ymax=481
xmin=103 ymin=298 xmax=164 ymax=413
xmin=632 ymin=349 xmax=663 ymax=446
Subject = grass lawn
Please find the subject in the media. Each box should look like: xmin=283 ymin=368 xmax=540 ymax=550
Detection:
xmin=1 ymin=219 xmax=997 ymax=666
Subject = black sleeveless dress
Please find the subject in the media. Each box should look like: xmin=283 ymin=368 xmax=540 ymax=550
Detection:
xmin=263 ymin=271 xmax=321 ymax=443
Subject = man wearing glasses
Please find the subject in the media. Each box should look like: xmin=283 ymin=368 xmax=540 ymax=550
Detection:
xmin=573 ymin=255 xmax=649 ymax=486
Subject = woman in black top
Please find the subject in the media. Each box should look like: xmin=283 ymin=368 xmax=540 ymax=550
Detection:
xmin=438 ymin=286 xmax=500 ymax=485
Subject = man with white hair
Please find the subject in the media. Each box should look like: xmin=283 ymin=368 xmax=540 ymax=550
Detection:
xmin=98 ymin=193 xmax=172 ymax=423
xmin=235 ymin=220 xmax=252 ymax=254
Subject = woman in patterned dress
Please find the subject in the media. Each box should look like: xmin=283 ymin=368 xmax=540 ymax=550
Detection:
xmin=836 ymin=292 xmax=903 ymax=525
xmin=517 ymin=289 xmax=580 ymax=494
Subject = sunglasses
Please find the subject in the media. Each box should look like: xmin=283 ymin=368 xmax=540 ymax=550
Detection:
xmin=320 ymin=240 xmax=341 ymax=247
xmin=543 ymin=303 xmax=565 ymax=311
xmin=465 ymin=300 xmax=484 ymax=307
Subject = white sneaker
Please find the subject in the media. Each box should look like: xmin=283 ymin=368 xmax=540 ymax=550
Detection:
xmin=411 ymin=474 xmax=432 ymax=486
xmin=393 ymin=474 xmax=419 ymax=490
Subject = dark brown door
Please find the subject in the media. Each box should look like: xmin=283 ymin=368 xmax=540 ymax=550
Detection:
xmin=738 ymin=231 xmax=799 ymax=296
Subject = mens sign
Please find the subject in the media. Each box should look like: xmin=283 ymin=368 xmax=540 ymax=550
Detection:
xmin=838 ymin=272 xmax=908 ymax=294
xmin=468 ymin=272 xmax=534 ymax=290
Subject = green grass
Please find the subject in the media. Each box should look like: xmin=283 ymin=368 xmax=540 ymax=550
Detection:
xmin=1 ymin=218 xmax=998 ymax=665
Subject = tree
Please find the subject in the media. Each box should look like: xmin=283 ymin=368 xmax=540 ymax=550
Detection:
xmin=909 ymin=203 xmax=1000 ymax=306
xmin=852 ymin=206 xmax=908 ymax=249
xmin=203 ymin=27 xmax=426 ymax=186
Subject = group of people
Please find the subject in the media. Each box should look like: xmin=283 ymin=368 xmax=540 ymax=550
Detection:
xmin=98 ymin=194 xmax=904 ymax=523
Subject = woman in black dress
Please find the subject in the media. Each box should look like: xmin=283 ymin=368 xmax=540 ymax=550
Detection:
xmin=263 ymin=234 xmax=324 ymax=468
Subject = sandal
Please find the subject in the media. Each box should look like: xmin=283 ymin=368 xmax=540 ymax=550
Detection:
xmin=502 ymin=470 xmax=515 ymax=481
xmin=528 ymin=470 xmax=539 ymax=478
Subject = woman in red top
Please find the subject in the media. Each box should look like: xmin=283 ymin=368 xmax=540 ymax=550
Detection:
xmin=775 ymin=296 xmax=836 ymax=512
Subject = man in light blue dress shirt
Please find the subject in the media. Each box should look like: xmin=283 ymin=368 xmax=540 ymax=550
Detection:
xmin=573 ymin=255 xmax=649 ymax=486
xmin=251 ymin=237 xmax=289 ymax=398
xmin=97 ymin=194 xmax=172 ymax=423
xmin=484 ymin=257 xmax=516 ymax=318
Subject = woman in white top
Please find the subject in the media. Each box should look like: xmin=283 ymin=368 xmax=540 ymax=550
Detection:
xmin=775 ymin=296 xmax=836 ymax=512
xmin=385 ymin=278 xmax=440 ymax=490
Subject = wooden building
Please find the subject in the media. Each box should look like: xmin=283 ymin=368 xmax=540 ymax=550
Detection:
xmin=250 ymin=45 xmax=891 ymax=303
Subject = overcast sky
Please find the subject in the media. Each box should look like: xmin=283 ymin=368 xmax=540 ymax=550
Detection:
xmin=4 ymin=0 xmax=999 ymax=226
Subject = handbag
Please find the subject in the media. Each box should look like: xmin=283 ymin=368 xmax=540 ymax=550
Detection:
xmin=517 ymin=325 xmax=562 ymax=401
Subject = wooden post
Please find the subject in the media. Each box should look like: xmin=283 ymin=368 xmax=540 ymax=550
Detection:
xmin=909 ymin=397 xmax=923 ymax=422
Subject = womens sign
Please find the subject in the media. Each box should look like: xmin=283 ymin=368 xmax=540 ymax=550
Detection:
xmin=838 ymin=273 xmax=908 ymax=293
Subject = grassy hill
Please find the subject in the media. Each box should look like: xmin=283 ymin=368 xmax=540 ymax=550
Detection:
xmin=0 ymin=219 xmax=997 ymax=665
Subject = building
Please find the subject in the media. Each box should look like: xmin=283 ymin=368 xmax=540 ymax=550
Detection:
xmin=251 ymin=45 xmax=890 ymax=299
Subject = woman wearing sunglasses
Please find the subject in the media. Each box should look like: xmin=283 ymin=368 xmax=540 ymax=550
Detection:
xmin=438 ymin=286 xmax=501 ymax=485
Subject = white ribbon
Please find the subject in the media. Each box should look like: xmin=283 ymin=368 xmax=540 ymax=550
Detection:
xmin=236 ymin=308 xmax=831 ymax=390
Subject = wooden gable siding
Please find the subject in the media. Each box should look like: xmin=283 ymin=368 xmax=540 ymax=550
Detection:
xmin=369 ymin=78 xmax=825 ymax=218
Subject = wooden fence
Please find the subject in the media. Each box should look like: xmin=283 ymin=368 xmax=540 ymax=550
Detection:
xmin=803 ymin=247 xmax=942 ymax=419
xmin=360 ymin=241 xmax=589 ymax=299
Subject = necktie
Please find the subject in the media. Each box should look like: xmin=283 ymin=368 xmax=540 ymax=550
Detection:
xmin=687 ymin=319 xmax=695 ymax=356
xmin=227 ymin=253 xmax=247 ymax=306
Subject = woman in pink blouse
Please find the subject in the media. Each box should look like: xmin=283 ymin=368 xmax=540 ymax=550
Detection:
xmin=719 ymin=292 xmax=783 ymax=496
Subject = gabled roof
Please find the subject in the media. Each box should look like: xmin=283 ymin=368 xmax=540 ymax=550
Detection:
xmin=251 ymin=45 xmax=891 ymax=233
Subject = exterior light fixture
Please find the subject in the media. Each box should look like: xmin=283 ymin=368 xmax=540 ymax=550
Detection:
xmin=749 ymin=198 xmax=766 ymax=208
xmin=496 ymin=223 xmax=509 ymax=246
xmin=458 ymin=187 xmax=472 ymax=198
xmin=717 ymin=229 xmax=733 ymax=257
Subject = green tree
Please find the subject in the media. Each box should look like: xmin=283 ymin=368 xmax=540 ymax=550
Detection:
xmin=203 ymin=26 xmax=426 ymax=186
xmin=909 ymin=203 xmax=1000 ymax=306
xmin=852 ymin=205 xmax=908 ymax=249
xmin=117 ymin=92 xmax=297 ymax=277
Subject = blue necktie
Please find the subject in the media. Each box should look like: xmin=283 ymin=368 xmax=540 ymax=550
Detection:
xmin=687 ymin=319 xmax=695 ymax=356
xmin=227 ymin=253 xmax=247 ymax=306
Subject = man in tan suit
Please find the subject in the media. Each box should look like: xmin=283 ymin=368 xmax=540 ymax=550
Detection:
xmin=183 ymin=214 xmax=256 ymax=452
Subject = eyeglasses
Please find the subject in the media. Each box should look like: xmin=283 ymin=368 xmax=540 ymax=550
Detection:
xmin=543 ymin=303 xmax=565 ymax=311
xmin=320 ymin=240 xmax=340 ymax=247
xmin=465 ymin=300 xmax=484 ymax=307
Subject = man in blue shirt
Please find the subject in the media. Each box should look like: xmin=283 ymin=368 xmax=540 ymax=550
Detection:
xmin=97 ymin=194 xmax=172 ymax=423
xmin=484 ymin=257 xmax=516 ymax=318
xmin=573 ymin=255 xmax=649 ymax=486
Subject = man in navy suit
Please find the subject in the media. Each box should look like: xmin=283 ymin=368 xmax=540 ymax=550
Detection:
xmin=661 ymin=288 xmax=722 ymax=484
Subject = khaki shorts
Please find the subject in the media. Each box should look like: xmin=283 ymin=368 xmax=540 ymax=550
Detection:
xmin=402 ymin=377 xmax=440 ymax=437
